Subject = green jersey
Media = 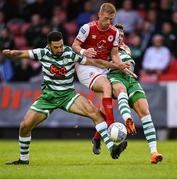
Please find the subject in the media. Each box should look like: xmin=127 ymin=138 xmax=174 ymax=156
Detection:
xmin=107 ymin=47 xmax=146 ymax=107
xmin=110 ymin=47 xmax=135 ymax=74
xmin=119 ymin=48 xmax=135 ymax=66
xmin=28 ymin=46 xmax=86 ymax=91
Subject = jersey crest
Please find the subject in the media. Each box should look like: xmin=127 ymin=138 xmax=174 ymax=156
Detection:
xmin=108 ymin=35 xmax=114 ymax=42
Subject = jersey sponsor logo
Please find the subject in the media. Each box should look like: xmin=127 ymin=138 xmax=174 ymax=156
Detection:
xmin=95 ymin=40 xmax=106 ymax=51
xmin=108 ymin=35 xmax=114 ymax=42
xmin=50 ymin=64 xmax=67 ymax=78
xmin=92 ymin=35 xmax=96 ymax=39
xmin=81 ymin=28 xmax=86 ymax=34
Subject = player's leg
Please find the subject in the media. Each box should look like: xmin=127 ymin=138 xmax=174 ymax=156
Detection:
xmin=6 ymin=109 xmax=47 ymax=165
xmin=91 ymin=76 xmax=114 ymax=126
xmin=132 ymin=96 xmax=163 ymax=164
xmin=91 ymin=92 xmax=106 ymax=154
xmin=6 ymin=90 xmax=56 ymax=165
xmin=76 ymin=65 xmax=115 ymax=154
xmin=107 ymin=71 xmax=136 ymax=134
xmin=76 ymin=65 xmax=114 ymax=126
xmin=112 ymin=82 xmax=136 ymax=134
xmin=69 ymin=95 xmax=127 ymax=159
xmin=91 ymin=76 xmax=115 ymax=154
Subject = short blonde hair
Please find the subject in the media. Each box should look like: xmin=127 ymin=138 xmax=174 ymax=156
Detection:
xmin=99 ymin=3 xmax=116 ymax=14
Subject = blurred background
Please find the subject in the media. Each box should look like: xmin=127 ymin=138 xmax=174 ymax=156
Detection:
xmin=0 ymin=0 xmax=176 ymax=140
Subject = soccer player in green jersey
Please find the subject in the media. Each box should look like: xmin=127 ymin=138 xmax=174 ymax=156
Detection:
xmin=2 ymin=31 xmax=129 ymax=165
xmin=107 ymin=24 xmax=163 ymax=164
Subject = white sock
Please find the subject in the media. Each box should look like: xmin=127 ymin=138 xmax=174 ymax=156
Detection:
xmin=95 ymin=122 xmax=113 ymax=150
xmin=19 ymin=136 xmax=31 ymax=161
xmin=141 ymin=115 xmax=157 ymax=153
xmin=117 ymin=92 xmax=131 ymax=121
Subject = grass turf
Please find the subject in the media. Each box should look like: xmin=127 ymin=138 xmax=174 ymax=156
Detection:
xmin=0 ymin=140 xmax=176 ymax=179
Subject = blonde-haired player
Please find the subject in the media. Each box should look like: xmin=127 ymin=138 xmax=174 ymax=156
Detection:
xmin=72 ymin=3 xmax=134 ymax=155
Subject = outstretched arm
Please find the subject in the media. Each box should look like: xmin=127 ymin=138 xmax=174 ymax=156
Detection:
xmin=2 ymin=49 xmax=30 ymax=59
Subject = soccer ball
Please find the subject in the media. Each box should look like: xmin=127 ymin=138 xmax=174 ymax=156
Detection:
xmin=107 ymin=122 xmax=127 ymax=142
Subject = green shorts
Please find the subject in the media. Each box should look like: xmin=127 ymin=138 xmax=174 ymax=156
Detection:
xmin=30 ymin=88 xmax=80 ymax=116
xmin=107 ymin=71 xmax=146 ymax=107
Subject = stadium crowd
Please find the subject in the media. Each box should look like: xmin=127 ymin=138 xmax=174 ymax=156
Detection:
xmin=0 ymin=0 xmax=177 ymax=82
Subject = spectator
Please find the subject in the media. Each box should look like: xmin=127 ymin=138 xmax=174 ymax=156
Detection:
xmin=67 ymin=0 xmax=83 ymax=21
xmin=137 ymin=2 xmax=147 ymax=19
xmin=171 ymin=0 xmax=177 ymax=11
xmin=91 ymin=0 xmax=106 ymax=13
xmin=0 ymin=54 xmax=14 ymax=82
xmin=160 ymin=21 xmax=177 ymax=57
xmin=12 ymin=59 xmax=41 ymax=82
xmin=76 ymin=0 xmax=94 ymax=28
xmin=140 ymin=20 xmax=156 ymax=52
xmin=129 ymin=34 xmax=143 ymax=76
xmin=1 ymin=0 xmax=20 ymax=21
xmin=0 ymin=27 xmax=15 ymax=50
xmin=113 ymin=0 xmax=143 ymax=35
xmin=25 ymin=14 xmax=43 ymax=48
xmin=34 ymin=24 xmax=50 ymax=48
xmin=142 ymin=34 xmax=171 ymax=80
xmin=23 ymin=0 xmax=54 ymax=21
xmin=52 ymin=6 xmax=67 ymax=24
xmin=51 ymin=16 xmax=68 ymax=44
xmin=0 ymin=11 xmax=6 ymax=32
xmin=146 ymin=8 xmax=158 ymax=33
xmin=171 ymin=11 xmax=177 ymax=57
xmin=157 ymin=0 xmax=173 ymax=26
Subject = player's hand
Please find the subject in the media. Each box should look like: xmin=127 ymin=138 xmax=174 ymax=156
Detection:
xmin=2 ymin=49 xmax=12 ymax=56
xmin=2 ymin=49 xmax=19 ymax=56
xmin=117 ymin=62 xmax=130 ymax=71
xmin=84 ymin=48 xmax=97 ymax=58
xmin=124 ymin=68 xmax=138 ymax=79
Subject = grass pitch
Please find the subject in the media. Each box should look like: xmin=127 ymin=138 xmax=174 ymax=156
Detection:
xmin=0 ymin=140 xmax=176 ymax=179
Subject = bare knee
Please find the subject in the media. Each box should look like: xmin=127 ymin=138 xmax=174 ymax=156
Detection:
xmin=85 ymin=104 xmax=101 ymax=123
xmin=92 ymin=78 xmax=112 ymax=96
xmin=19 ymin=121 xmax=32 ymax=136
xmin=113 ymin=84 xmax=126 ymax=97
xmin=133 ymin=99 xmax=150 ymax=118
xmin=138 ymin=108 xmax=150 ymax=118
xmin=101 ymin=80 xmax=112 ymax=95
xmin=135 ymin=105 xmax=150 ymax=118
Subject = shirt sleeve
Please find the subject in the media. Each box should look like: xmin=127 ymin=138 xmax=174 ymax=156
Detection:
xmin=28 ymin=48 xmax=44 ymax=61
xmin=76 ymin=24 xmax=90 ymax=43
xmin=113 ymin=29 xmax=119 ymax=47
xmin=79 ymin=56 xmax=87 ymax=64
xmin=73 ymin=52 xmax=87 ymax=64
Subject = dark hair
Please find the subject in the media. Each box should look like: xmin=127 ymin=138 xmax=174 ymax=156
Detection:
xmin=115 ymin=24 xmax=124 ymax=32
xmin=47 ymin=31 xmax=63 ymax=43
